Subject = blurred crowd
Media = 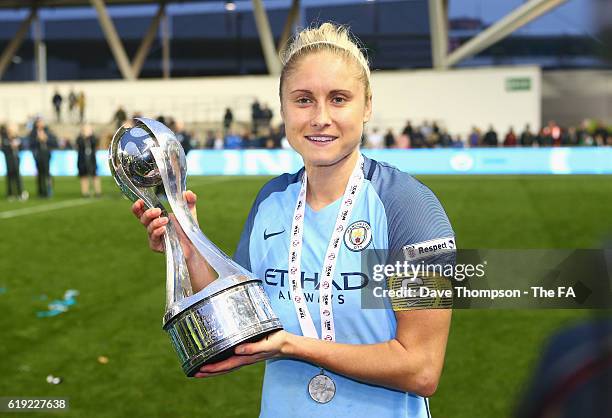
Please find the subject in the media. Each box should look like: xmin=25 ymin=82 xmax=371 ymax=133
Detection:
xmin=2 ymin=95 xmax=611 ymax=201
xmin=365 ymin=120 xmax=612 ymax=149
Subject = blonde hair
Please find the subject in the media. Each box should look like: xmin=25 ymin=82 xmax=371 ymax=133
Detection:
xmin=279 ymin=23 xmax=371 ymax=100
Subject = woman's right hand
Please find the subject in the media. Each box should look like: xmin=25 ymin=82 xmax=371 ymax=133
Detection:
xmin=131 ymin=190 xmax=198 ymax=255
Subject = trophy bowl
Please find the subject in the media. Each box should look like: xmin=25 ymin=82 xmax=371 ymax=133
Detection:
xmin=109 ymin=118 xmax=283 ymax=376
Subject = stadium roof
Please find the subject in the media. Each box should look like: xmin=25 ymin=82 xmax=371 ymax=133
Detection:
xmin=0 ymin=0 xmax=217 ymax=9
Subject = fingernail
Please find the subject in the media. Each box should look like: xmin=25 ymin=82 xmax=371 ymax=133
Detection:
xmin=235 ymin=346 xmax=245 ymax=354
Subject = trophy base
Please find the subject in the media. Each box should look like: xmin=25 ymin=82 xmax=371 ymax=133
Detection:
xmin=163 ymin=278 xmax=283 ymax=377
xmin=183 ymin=324 xmax=282 ymax=377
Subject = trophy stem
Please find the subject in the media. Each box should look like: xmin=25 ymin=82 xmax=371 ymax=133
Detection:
xmin=151 ymin=146 xmax=250 ymax=281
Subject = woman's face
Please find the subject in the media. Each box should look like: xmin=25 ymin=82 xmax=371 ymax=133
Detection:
xmin=281 ymin=50 xmax=372 ymax=168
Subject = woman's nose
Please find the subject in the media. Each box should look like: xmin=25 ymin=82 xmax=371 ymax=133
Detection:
xmin=310 ymin=103 xmax=332 ymax=128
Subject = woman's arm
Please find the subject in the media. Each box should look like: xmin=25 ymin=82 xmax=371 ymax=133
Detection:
xmin=196 ymin=308 xmax=451 ymax=397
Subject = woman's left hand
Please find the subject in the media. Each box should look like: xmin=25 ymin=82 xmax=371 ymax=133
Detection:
xmin=194 ymin=330 xmax=292 ymax=378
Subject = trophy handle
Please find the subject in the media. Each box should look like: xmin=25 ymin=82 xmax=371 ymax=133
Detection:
xmin=151 ymin=144 xmax=250 ymax=281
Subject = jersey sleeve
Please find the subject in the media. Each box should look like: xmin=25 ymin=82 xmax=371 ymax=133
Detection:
xmin=371 ymin=160 xmax=455 ymax=266
xmin=371 ymin=160 xmax=455 ymax=310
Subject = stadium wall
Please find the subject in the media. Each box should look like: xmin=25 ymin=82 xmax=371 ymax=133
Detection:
xmin=542 ymin=70 xmax=612 ymax=127
xmin=0 ymin=66 xmax=540 ymax=136
xmin=2 ymin=148 xmax=610 ymax=176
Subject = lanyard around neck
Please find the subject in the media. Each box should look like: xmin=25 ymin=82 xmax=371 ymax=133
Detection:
xmin=287 ymin=154 xmax=365 ymax=341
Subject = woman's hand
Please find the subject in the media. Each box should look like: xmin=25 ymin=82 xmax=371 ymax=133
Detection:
xmin=131 ymin=190 xmax=198 ymax=256
xmin=194 ymin=330 xmax=292 ymax=378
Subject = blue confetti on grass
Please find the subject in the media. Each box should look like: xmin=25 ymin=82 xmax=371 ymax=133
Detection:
xmin=36 ymin=289 xmax=79 ymax=318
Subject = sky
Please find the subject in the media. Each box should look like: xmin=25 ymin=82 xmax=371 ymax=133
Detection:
xmin=0 ymin=0 xmax=595 ymax=36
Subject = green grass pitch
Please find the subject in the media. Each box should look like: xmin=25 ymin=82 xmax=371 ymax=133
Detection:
xmin=0 ymin=175 xmax=610 ymax=417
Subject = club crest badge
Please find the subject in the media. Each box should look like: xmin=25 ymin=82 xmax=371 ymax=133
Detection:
xmin=344 ymin=221 xmax=372 ymax=252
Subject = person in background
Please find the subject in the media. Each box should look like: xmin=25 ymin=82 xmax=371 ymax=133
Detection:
xmin=503 ymin=127 xmax=517 ymax=147
xmin=174 ymin=120 xmax=193 ymax=154
xmin=223 ymin=108 xmax=233 ymax=136
xmin=537 ymin=126 xmax=553 ymax=147
xmin=401 ymin=120 xmax=414 ymax=140
xmin=76 ymin=124 xmax=101 ymax=198
xmin=204 ymin=130 xmax=216 ymax=149
xmin=68 ymin=88 xmax=78 ymax=123
xmin=468 ymin=126 xmax=481 ymax=147
xmin=52 ymin=90 xmax=63 ymax=123
xmin=113 ymin=106 xmax=128 ymax=129
xmin=383 ymin=129 xmax=395 ymax=148
xmin=482 ymin=125 xmax=498 ymax=147
xmin=251 ymin=98 xmax=262 ymax=134
xmin=77 ymin=91 xmax=86 ymax=123
xmin=261 ymin=103 xmax=274 ymax=130
xmin=520 ymin=124 xmax=535 ymax=147
xmin=438 ymin=128 xmax=452 ymax=147
xmin=30 ymin=119 xmax=58 ymax=198
xmin=266 ymin=125 xmax=283 ymax=149
xmin=1 ymin=123 xmax=27 ymax=200
xmin=366 ymin=127 xmax=384 ymax=149
xmin=224 ymin=129 xmax=244 ymax=149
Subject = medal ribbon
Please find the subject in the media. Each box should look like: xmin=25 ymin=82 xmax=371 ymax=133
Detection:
xmin=287 ymin=154 xmax=365 ymax=341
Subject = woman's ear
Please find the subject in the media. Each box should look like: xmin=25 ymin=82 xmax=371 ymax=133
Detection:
xmin=363 ymin=95 xmax=372 ymax=123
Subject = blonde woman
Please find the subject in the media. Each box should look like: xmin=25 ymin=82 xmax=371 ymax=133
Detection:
xmin=134 ymin=23 xmax=454 ymax=417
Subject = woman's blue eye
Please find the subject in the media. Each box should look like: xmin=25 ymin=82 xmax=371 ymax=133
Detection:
xmin=332 ymin=97 xmax=346 ymax=104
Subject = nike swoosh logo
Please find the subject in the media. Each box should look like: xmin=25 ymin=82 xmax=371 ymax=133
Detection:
xmin=264 ymin=229 xmax=285 ymax=240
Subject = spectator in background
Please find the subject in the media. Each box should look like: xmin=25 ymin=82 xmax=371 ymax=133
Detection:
xmin=52 ymin=90 xmax=63 ymax=123
xmin=482 ymin=125 xmax=498 ymax=147
xmin=243 ymin=129 xmax=258 ymax=149
xmin=438 ymin=129 xmax=452 ymax=147
xmin=503 ymin=127 xmax=517 ymax=147
xmin=223 ymin=108 xmax=233 ymax=136
xmin=421 ymin=120 xmax=432 ymax=139
xmin=113 ymin=106 xmax=128 ymax=129
xmin=30 ymin=119 xmax=58 ymax=198
xmin=1 ymin=123 xmax=27 ymax=200
xmin=401 ymin=120 xmax=414 ymax=139
xmin=68 ymin=89 xmax=78 ymax=122
xmin=537 ymin=127 xmax=553 ymax=147
xmin=224 ymin=129 xmax=243 ymax=149
xmin=384 ymin=129 xmax=396 ymax=148
xmin=452 ymin=135 xmax=464 ymax=148
xmin=266 ymin=125 xmax=283 ymax=149
xmin=547 ymin=120 xmax=561 ymax=146
xmin=520 ymin=124 xmax=535 ymax=147
xmin=366 ymin=127 xmax=384 ymax=149
xmin=251 ymin=98 xmax=262 ymax=133
xmin=395 ymin=133 xmax=410 ymax=149
xmin=594 ymin=121 xmax=609 ymax=145
xmin=76 ymin=124 xmax=101 ymax=198
xmin=174 ymin=120 xmax=193 ymax=154
xmin=468 ymin=126 xmax=481 ymax=147
xmin=204 ymin=130 xmax=216 ymax=149
xmin=566 ymin=126 xmax=579 ymax=146
xmin=261 ymin=103 xmax=273 ymax=130
xmin=77 ymin=91 xmax=86 ymax=123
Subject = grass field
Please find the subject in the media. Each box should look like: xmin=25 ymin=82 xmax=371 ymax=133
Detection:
xmin=0 ymin=175 xmax=610 ymax=418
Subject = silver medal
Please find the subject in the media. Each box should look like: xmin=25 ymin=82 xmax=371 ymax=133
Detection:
xmin=308 ymin=370 xmax=336 ymax=404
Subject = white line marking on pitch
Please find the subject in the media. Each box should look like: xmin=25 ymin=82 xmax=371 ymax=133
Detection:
xmin=0 ymin=199 xmax=96 ymax=220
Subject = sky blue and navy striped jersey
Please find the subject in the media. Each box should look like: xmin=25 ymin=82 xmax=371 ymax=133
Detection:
xmin=233 ymin=155 xmax=454 ymax=418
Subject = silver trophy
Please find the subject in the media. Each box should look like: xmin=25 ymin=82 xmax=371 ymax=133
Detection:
xmin=109 ymin=118 xmax=282 ymax=376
